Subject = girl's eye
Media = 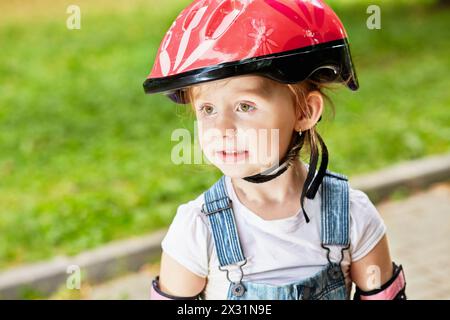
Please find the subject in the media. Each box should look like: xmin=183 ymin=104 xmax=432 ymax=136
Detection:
xmin=199 ymin=104 xmax=216 ymax=115
xmin=237 ymin=102 xmax=256 ymax=113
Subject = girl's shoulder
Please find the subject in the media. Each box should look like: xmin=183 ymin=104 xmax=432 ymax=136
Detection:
xmin=322 ymin=168 xmax=378 ymax=217
xmin=171 ymin=192 xmax=208 ymax=233
xmin=322 ymin=169 xmax=381 ymax=220
xmin=172 ymin=191 xmax=209 ymax=227
xmin=348 ymin=185 xmax=380 ymax=218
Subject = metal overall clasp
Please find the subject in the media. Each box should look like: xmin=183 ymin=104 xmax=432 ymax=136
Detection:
xmin=219 ymin=259 xmax=247 ymax=297
xmin=321 ymin=243 xmax=351 ymax=280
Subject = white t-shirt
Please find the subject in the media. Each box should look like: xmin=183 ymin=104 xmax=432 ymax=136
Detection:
xmin=161 ymin=168 xmax=387 ymax=300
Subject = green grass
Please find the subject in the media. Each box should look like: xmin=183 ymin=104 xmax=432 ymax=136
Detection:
xmin=0 ymin=0 xmax=449 ymax=270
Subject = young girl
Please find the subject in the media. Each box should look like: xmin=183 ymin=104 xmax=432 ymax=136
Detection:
xmin=143 ymin=0 xmax=406 ymax=300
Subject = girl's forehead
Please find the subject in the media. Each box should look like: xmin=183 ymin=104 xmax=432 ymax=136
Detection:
xmin=191 ymin=75 xmax=273 ymax=99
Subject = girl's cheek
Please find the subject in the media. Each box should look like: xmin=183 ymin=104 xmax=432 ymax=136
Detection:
xmin=196 ymin=121 xmax=217 ymax=156
xmin=197 ymin=135 xmax=213 ymax=162
xmin=196 ymin=123 xmax=207 ymax=151
xmin=255 ymin=130 xmax=282 ymax=166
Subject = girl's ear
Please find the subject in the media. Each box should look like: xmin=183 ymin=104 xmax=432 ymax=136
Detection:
xmin=294 ymin=90 xmax=324 ymax=131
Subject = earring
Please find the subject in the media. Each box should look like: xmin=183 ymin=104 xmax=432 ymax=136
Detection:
xmin=298 ymin=130 xmax=303 ymax=137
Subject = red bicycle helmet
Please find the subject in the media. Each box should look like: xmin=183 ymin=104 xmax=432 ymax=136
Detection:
xmin=143 ymin=0 xmax=359 ymax=104
xmin=143 ymin=0 xmax=359 ymax=223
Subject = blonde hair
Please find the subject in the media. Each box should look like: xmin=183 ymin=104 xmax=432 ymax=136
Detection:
xmin=285 ymin=79 xmax=336 ymax=162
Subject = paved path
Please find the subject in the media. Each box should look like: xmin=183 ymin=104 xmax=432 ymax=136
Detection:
xmin=377 ymin=181 xmax=450 ymax=299
xmin=85 ymin=181 xmax=450 ymax=300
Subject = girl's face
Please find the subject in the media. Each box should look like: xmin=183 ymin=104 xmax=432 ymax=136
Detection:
xmin=191 ymin=75 xmax=299 ymax=178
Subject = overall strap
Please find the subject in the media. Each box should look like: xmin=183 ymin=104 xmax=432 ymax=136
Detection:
xmin=320 ymin=170 xmax=350 ymax=247
xmin=202 ymin=176 xmax=246 ymax=267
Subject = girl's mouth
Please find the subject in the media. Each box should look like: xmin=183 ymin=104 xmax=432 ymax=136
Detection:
xmin=215 ymin=150 xmax=249 ymax=163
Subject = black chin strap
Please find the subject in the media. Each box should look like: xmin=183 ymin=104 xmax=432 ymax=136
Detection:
xmin=242 ymin=130 xmax=329 ymax=224
xmin=299 ymin=132 xmax=328 ymax=223
xmin=243 ymin=131 xmax=304 ymax=184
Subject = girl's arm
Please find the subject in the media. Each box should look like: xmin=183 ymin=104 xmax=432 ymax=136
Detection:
xmin=150 ymin=252 xmax=206 ymax=299
xmin=350 ymin=234 xmax=406 ymax=299
xmin=350 ymin=234 xmax=393 ymax=291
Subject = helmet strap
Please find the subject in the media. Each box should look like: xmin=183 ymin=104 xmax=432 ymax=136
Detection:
xmin=242 ymin=130 xmax=304 ymax=184
xmin=299 ymin=130 xmax=328 ymax=223
xmin=243 ymin=129 xmax=329 ymax=224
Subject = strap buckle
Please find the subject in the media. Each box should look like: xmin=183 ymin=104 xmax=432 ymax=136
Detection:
xmin=201 ymin=196 xmax=232 ymax=215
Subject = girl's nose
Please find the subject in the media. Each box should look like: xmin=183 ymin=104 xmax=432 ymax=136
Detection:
xmin=216 ymin=113 xmax=237 ymax=138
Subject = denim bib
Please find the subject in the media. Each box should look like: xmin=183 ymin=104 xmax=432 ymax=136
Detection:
xmin=202 ymin=170 xmax=350 ymax=300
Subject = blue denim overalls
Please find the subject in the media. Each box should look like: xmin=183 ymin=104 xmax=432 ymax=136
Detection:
xmin=201 ymin=169 xmax=351 ymax=300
